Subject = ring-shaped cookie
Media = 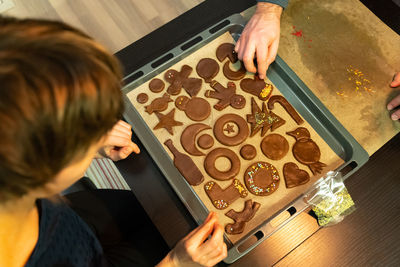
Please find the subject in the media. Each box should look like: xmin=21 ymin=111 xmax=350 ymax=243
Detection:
xmin=244 ymin=161 xmax=280 ymax=196
xmin=213 ymin=114 xmax=249 ymax=146
xmin=204 ymin=147 xmax=240 ymax=181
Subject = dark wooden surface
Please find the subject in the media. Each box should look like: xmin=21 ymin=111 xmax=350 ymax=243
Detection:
xmin=117 ymin=132 xmax=400 ymax=266
xmin=115 ymin=0 xmax=400 ymax=265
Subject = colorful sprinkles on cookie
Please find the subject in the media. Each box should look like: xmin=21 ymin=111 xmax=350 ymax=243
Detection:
xmin=244 ymin=162 xmax=280 ymax=196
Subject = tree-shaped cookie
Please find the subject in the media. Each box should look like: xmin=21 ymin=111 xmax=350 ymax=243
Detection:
xmin=246 ymin=97 xmax=285 ymax=137
xmin=205 ymin=81 xmax=245 ymax=111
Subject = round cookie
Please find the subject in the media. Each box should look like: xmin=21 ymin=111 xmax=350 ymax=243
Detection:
xmin=175 ymin=96 xmax=211 ymax=121
xmin=244 ymin=161 xmax=280 ymax=196
xmin=185 ymin=97 xmax=211 ymax=121
xmin=204 ymin=147 xmax=240 ymax=181
xmin=260 ymin=134 xmax=289 ymax=160
xmin=136 ymin=93 xmax=148 ymax=104
xmin=197 ymin=134 xmax=214 ymax=149
xmin=240 ymin=144 xmax=257 ymax=160
xmin=149 ymin=78 xmax=165 ymax=93
xmin=213 ymin=114 xmax=249 ymax=146
xmin=196 ymin=58 xmax=219 ymax=83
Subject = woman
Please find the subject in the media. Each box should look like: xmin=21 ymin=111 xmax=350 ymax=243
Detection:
xmin=0 ymin=16 xmax=226 ymax=267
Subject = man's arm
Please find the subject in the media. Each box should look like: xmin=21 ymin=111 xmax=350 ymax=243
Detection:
xmin=235 ymin=0 xmax=289 ymax=79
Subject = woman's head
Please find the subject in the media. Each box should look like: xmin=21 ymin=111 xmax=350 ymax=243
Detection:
xmin=0 ymin=16 xmax=124 ymax=202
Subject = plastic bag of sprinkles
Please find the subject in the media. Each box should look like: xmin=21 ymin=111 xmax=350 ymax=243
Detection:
xmin=303 ymin=171 xmax=355 ymax=226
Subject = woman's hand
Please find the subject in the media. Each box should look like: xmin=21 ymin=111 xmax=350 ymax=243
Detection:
xmin=158 ymin=212 xmax=227 ymax=267
xmin=97 ymin=120 xmax=140 ymax=161
xmin=386 ymin=73 xmax=400 ymax=120
xmin=235 ymin=2 xmax=283 ymax=79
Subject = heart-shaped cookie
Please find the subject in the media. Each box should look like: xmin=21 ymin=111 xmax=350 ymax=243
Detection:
xmin=283 ymin=162 xmax=310 ymax=188
xmin=240 ymin=75 xmax=273 ymax=101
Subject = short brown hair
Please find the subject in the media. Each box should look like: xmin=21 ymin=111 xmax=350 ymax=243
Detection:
xmin=0 ymin=16 xmax=124 ymax=202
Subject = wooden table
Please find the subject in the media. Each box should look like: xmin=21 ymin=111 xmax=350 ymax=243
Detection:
xmin=116 ymin=0 xmax=400 ymax=265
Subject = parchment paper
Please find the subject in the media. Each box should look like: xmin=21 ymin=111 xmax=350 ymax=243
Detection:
xmin=127 ymin=32 xmax=344 ymax=244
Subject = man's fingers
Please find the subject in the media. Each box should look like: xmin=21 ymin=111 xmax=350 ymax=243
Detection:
xmin=235 ymin=39 xmax=241 ymax=53
xmin=237 ymin=37 xmax=246 ymax=62
xmin=256 ymin=44 xmax=268 ymax=79
xmin=266 ymin=38 xmax=279 ymax=68
xmin=387 ymin=94 xmax=400 ymax=111
xmin=390 ymin=73 xmax=400 ymax=88
xmin=391 ymin=109 xmax=400 ymax=120
xmin=242 ymin=42 xmax=257 ymax=73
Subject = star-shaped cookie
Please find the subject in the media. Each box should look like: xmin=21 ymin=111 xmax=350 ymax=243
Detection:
xmin=153 ymin=108 xmax=183 ymax=135
xmin=246 ymin=98 xmax=285 ymax=137
xmin=224 ymin=124 xmax=235 ymax=134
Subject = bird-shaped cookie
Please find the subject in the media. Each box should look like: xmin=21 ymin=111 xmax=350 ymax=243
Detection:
xmin=287 ymin=127 xmax=326 ymax=175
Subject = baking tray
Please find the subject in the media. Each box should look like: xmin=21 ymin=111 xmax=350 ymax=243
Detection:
xmin=121 ymin=13 xmax=369 ymax=263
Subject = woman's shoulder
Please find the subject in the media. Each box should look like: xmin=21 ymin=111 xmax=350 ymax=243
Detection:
xmin=25 ymin=198 xmax=107 ymax=267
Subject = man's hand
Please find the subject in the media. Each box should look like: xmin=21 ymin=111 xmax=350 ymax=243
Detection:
xmin=97 ymin=120 xmax=140 ymax=161
xmin=235 ymin=2 xmax=283 ymax=79
xmin=387 ymin=73 xmax=400 ymax=120
xmin=157 ymin=212 xmax=227 ymax=267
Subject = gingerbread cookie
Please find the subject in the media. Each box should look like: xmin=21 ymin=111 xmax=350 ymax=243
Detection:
xmin=283 ymin=162 xmax=310 ymax=188
xmin=204 ymin=179 xmax=247 ymax=210
xmin=145 ymin=93 xmax=172 ymax=114
xmin=175 ymin=95 xmax=211 ymax=121
xmin=213 ymin=114 xmax=249 ymax=146
xmin=164 ymin=139 xmax=203 ymax=186
xmin=247 ymin=98 xmax=285 ymax=137
xmin=240 ymin=144 xmax=257 ymax=160
xmin=180 ymin=123 xmax=211 ymax=156
xmin=287 ymin=127 xmax=326 ymax=175
xmin=244 ymin=161 xmax=280 ymax=196
xmin=260 ymin=134 xmax=289 ymax=160
xmin=149 ymin=78 xmax=165 ymax=93
xmin=164 ymin=65 xmax=202 ymax=96
xmin=240 ymin=75 xmax=273 ymax=101
xmin=223 ymin=60 xmax=246 ymax=81
xmin=268 ymin=95 xmax=304 ymax=125
xmin=204 ymin=147 xmax=240 ymax=181
xmin=225 ymin=200 xmax=261 ymax=235
xmin=153 ymin=108 xmax=183 ymax=135
xmin=216 ymin=43 xmax=237 ymax=63
xmin=196 ymin=58 xmax=220 ymax=83
xmin=197 ymin=134 xmax=214 ymax=150
xmin=205 ymin=81 xmax=246 ymax=111
xmin=136 ymin=93 xmax=148 ymax=104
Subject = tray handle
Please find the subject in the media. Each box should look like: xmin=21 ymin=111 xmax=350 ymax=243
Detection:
xmin=224 ymin=196 xmax=309 ymax=264
xmin=122 ymin=14 xmax=247 ymax=86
